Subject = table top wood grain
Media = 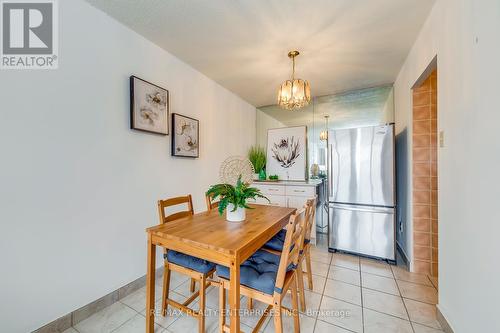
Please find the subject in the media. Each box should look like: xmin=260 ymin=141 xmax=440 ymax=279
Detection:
xmin=147 ymin=204 xmax=296 ymax=262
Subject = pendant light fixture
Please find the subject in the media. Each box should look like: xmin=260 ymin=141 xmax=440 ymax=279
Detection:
xmin=277 ymin=50 xmax=311 ymax=110
xmin=320 ymin=115 xmax=329 ymax=141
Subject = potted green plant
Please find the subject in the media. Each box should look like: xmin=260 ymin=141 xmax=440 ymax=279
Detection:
xmin=206 ymin=175 xmax=269 ymax=222
xmin=248 ymin=146 xmax=266 ymax=180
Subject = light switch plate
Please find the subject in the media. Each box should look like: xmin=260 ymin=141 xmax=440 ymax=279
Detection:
xmin=439 ymin=131 xmax=445 ymax=147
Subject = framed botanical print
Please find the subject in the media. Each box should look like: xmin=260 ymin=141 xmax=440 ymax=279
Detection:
xmin=266 ymin=126 xmax=307 ymax=181
xmin=171 ymin=113 xmax=199 ymax=158
xmin=130 ymin=76 xmax=169 ymax=135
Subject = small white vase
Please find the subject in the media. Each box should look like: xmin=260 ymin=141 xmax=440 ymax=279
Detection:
xmin=226 ymin=204 xmax=246 ymax=222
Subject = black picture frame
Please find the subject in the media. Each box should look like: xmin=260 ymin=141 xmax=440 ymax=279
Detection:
xmin=130 ymin=75 xmax=169 ymax=135
xmin=171 ymin=113 xmax=200 ymax=158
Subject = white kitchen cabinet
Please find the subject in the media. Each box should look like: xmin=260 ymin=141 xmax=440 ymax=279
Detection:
xmin=286 ymin=185 xmax=316 ymax=197
xmin=286 ymin=195 xmax=311 ymax=209
xmin=251 ymin=181 xmax=320 ymax=244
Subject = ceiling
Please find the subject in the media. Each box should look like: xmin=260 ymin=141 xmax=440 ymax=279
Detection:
xmin=259 ymin=85 xmax=394 ymax=133
xmin=86 ymin=0 xmax=435 ymax=107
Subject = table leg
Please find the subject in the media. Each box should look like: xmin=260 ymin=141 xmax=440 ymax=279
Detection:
xmin=146 ymin=234 xmax=156 ymax=333
xmin=229 ymin=259 xmax=240 ymax=333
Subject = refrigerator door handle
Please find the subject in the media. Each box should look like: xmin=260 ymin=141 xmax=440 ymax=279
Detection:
xmin=330 ymin=203 xmax=393 ymax=214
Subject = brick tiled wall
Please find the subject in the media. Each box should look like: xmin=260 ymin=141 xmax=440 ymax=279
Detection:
xmin=412 ymin=70 xmax=438 ymax=276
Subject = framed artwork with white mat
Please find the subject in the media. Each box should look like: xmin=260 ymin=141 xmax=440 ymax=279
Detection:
xmin=266 ymin=126 xmax=307 ymax=181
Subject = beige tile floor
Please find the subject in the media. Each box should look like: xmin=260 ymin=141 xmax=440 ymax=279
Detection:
xmin=63 ymin=245 xmax=442 ymax=333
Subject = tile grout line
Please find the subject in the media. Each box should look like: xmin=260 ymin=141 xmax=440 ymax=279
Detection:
xmin=321 ymin=284 xmax=441 ymax=329
xmin=314 ymin=254 xmax=365 ymax=333
xmin=358 ymin=258 xmax=365 ymax=333
xmin=392 ymin=265 xmax=416 ymax=333
xmin=311 ymin=251 xmax=332 ymax=332
xmin=426 ymin=273 xmax=438 ymax=291
xmin=314 ymin=317 xmax=359 ymax=333
xmin=308 ymin=252 xmax=333 ymax=333
xmin=109 ymin=305 xmax=140 ymax=333
xmin=67 ymin=248 xmax=440 ymax=333
xmin=328 ymin=267 xmax=435 ymax=294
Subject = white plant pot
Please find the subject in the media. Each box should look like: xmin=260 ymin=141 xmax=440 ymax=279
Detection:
xmin=226 ymin=204 xmax=246 ymax=222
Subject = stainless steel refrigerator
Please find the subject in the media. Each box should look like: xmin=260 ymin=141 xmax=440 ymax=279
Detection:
xmin=328 ymin=124 xmax=396 ymax=262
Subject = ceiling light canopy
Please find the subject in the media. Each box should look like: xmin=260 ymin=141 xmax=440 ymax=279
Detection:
xmin=277 ymin=51 xmax=311 ymax=111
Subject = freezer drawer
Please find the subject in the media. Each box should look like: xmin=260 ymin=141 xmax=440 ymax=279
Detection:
xmin=329 ymin=204 xmax=395 ymax=260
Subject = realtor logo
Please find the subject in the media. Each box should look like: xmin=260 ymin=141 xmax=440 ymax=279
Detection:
xmin=1 ymin=0 xmax=58 ymax=69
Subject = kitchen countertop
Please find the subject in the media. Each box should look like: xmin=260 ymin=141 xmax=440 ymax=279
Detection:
xmin=253 ymin=179 xmax=323 ymax=186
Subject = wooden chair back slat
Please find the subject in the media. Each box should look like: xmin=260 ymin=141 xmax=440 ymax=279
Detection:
xmin=286 ymin=247 xmax=300 ymax=267
xmin=157 ymin=195 xmax=194 ymax=225
xmin=164 ymin=211 xmax=192 ymax=223
xmin=298 ymin=199 xmax=315 ymax=253
xmin=205 ymin=193 xmax=219 ymax=211
xmin=274 ymin=208 xmax=306 ymax=293
xmin=304 ymin=199 xmax=316 ymax=242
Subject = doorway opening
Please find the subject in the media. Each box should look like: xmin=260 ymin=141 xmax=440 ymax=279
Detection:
xmin=412 ymin=61 xmax=438 ymax=281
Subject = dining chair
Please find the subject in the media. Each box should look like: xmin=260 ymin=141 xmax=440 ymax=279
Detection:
xmin=205 ymin=193 xmax=219 ymax=211
xmin=158 ymin=195 xmax=215 ymax=333
xmin=262 ymin=199 xmax=316 ymax=311
xmin=216 ymin=209 xmax=306 ymax=333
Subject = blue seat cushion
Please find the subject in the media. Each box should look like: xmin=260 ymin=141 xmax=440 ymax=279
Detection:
xmin=264 ymin=229 xmax=287 ymax=251
xmin=165 ymin=251 xmax=215 ymax=274
xmin=216 ymin=250 xmax=295 ymax=295
xmin=265 ymin=229 xmax=306 ymax=252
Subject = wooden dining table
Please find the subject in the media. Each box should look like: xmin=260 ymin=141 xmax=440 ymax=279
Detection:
xmin=145 ymin=204 xmax=296 ymax=333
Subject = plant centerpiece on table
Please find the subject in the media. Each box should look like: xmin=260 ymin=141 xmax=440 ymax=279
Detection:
xmin=206 ymin=175 xmax=269 ymax=222
xmin=248 ymin=146 xmax=267 ymax=180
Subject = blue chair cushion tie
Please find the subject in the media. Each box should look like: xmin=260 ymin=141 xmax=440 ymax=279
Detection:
xmin=165 ymin=251 xmax=215 ymax=274
xmin=216 ymin=250 xmax=296 ymax=295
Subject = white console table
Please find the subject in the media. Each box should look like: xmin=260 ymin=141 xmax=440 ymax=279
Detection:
xmin=250 ymin=179 xmax=322 ymax=244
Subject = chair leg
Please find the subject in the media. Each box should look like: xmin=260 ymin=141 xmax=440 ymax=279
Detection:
xmin=305 ymin=249 xmax=313 ymax=290
xmin=273 ymin=303 xmax=283 ymax=333
xmin=161 ymin=263 xmax=171 ymax=316
xmin=219 ymin=283 xmax=226 ymax=333
xmin=198 ymin=276 xmax=206 ymax=333
xmin=290 ymin=276 xmax=300 ymax=333
xmin=190 ymin=278 xmax=196 ymax=293
xmin=296 ymin=260 xmax=306 ymax=311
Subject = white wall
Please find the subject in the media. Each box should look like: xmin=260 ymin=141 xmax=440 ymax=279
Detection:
xmin=255 ymin=109 xmax=285 ymax=147
xmin=0 ymin=0 xmax=256 ymax=331
xmin=394 ymin=0 xmax=500 ymax=331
